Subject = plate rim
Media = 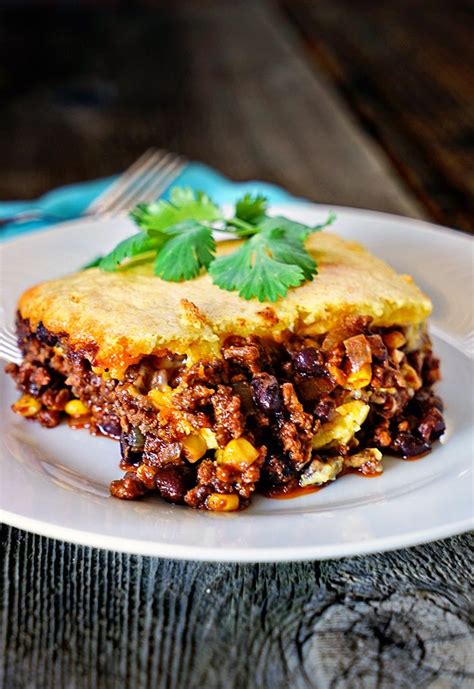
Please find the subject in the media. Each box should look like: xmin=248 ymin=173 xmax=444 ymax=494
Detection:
xmin=1 ymin=201 xmax=473 ymax=251
xmin=0 ymin=506 xmax=472 ymax=561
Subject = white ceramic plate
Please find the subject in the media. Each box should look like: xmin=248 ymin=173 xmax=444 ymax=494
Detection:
xmin=1 ymin=204 xmax=473 ymax=561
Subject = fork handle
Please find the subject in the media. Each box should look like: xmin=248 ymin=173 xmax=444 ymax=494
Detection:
xmin=0 ymin=211 xmax=64 ymax=228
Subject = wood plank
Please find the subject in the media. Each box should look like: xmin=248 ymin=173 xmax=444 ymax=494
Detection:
xmin=1 ymin=525 xmax=473 ymax=689
xmin=281 ymin=0 xmax=474 ymax=231
xmin=0 ymin=1 xmax=423 ymax=218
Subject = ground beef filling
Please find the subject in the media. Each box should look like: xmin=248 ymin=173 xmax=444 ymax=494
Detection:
xmin=6 ymin=315 xmax=445 ymax=511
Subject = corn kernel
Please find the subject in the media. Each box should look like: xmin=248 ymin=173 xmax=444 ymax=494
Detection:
xmin=91 ymin=366 xmax=111 ymax=381
xmin=12 ymin=395 xmax=42 ymax=417
xmin=182 ymin=434 xmax=208 ymax=463
xmin=64 ymin=399 xmax=89 ymax=417
xmin=206 ymin=493 xmax=239 ymax=512
xmin=175 ymin=417 xmax=195 ymax=435
xmin=216 ymin=438 xmax=259 ymax=469
xmin=391 ymin=349 xmax=405 ymax=366
xmin=401 ymin=363 xmax=422 ymax=390
xmin=200 ymin=428 xmax=218 ymax=449
xmin=346 ymin=363 xmax=372 ymax=389
xmin=148 ymin=386 xmax=173 ymax=409
xmin=383 ymin=331 xmax=406 ymax=349
xmin=127 ymin=385 xmax=140 ymax=397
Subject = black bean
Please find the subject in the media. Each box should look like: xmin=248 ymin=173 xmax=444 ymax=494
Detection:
xmin=392 ymin=432 xmax=431 ymax=458
xmin=37 ymin=408 xmax=61 ymax=428
xmin=120 ymin=433 xmax=143 ymax=466
xmin=155 ymin=467 xmax=187 ymax=504
xmin=293 ymin=347 xmax=325 ymax=376
xmin=251 ymin=373 xmax=282 ymax=415
xmin=410 ymin=390 xmax=444 ymax=415
xmin=313 ymin=397 xmax=336 ymax=423
xmin=97 ymin=416 xmax=121 ymax=439
xmin=418 ymin=409 xmax=446 ymax=441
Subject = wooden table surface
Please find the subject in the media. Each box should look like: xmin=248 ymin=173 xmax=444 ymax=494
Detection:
xmin=0 ymin=2 xmax=473 ymax=688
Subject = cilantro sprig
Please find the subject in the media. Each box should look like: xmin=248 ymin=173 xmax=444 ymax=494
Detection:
xmin=98 ymin=187 xmax=335 ymax=302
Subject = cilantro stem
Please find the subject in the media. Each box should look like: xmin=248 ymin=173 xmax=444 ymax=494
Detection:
xmin=225 ymin=217 xmax=258 ymax=237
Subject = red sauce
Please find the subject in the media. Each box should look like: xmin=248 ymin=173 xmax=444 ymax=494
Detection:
xmin=67 ymin=415 xmax=92 ymax=430
xmin=263 ymin=467 xmax=382 ymax=500
xmin=403 ymin=450 xmax=431 ymax=461
xmin=262 ymin=483 xmax=323 ymax=500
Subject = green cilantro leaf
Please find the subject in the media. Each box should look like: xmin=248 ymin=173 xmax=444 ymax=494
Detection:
xmin=259 ymin=211 xmax=336 ymax=241
xmin=130 ymin=188 xmax=221 ymax=233
xmin=100 ymin=231 xmax=165 ymax=272
xmin=209 ymin=233 xmax=305 ymax=302
xmin=235 ymin=193 xmax=268 ymax=225
xmin=207 ymin=243 xmax=253 ymax=292
xmin=239 ymin=249 xmax=304 ymax=302
xmin=264 ymin=228 xmax=317 ymax=280
xmin=99 ymin=185 xmax=336 ymax=302
xmin=81 ymin=255 xmax=103 ymax=270
xmin=153 ymin=220 xmax=216 ymax=281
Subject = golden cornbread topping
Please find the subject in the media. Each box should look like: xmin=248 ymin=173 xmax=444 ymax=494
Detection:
xmin=18 ymin=232 xmax=431 ymax=379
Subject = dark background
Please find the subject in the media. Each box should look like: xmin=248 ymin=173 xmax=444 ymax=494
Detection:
xmin=0 ymin=0 xmax=473 ymax=230
xmin=1 ymin=3 xmax=473 ymax=689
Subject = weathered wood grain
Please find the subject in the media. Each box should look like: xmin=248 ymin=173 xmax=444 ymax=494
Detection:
xmin=0 ymin=1 xmax=423 ymax=217
xmin=1 ymin=526 xmax=473 ymax=689
xmin=281 ymin=0 xmax=474 ymax=232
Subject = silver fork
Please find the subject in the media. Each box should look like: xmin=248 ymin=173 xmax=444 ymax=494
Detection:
xmin=0 ymin=317 xmax=21 ymax=365
xmin=0 ymin=148 xmax=187 ymax=364
xmin=86 ymin=148 xmax=186 ymax=216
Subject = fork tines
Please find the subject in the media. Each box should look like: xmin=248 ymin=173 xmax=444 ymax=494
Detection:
xmin=0 ymin=330 xmax=22 ymax=365
xmin=86 ymin=148 xmax=187 ymax=216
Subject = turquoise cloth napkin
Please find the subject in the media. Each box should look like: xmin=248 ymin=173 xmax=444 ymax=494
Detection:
xmin=0 ymin=162 xmax=296 ymax=241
